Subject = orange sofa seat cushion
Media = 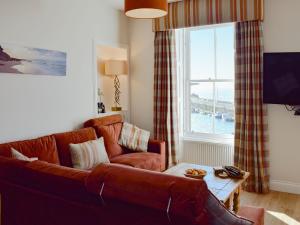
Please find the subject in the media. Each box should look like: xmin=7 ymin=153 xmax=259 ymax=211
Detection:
xmin=238 ymin=206 xmax=265 ymax=225
xmin=110 ymin=152 xmax=162 ymax=172
xmin=0 ymin=135 xmax=60 ymax=164
xmin=98 ymin=124 xmax=123 ymax=159
xmin=53 ymin=128 xmax=97 ymax=167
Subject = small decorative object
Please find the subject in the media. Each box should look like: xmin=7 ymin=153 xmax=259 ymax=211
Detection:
xmin=98 ymin=102 xmax=106 ymax=114
xmin=97 ymin=90 xmax=106 ymax=114
xmin=184 ymin=169 xmax=207 ymax=179
xmin=125 ymin=0 xmax=168 ymax=19
xmin=104 ymin=60 xmax=127 ymax=111
xmin=0 ymin=43 xmax=66 ymax=76
xmin=214 ymin=167 xmax=230 ymax=179
xmin=214 ymin=166 xmax=245 ymax=179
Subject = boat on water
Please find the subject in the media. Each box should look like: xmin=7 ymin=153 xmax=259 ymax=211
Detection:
xmin=215 ymin=112 xmax=223 ymax=119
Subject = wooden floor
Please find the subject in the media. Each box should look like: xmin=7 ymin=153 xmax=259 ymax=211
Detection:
xmin=240 ymin=191 xmax=300 ymax=225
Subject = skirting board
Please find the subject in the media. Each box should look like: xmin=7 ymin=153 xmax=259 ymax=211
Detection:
xmin=270 ymin=180 xmax=300 ymax=195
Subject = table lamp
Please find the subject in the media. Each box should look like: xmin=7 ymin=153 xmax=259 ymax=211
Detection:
xmin=104 ymin=60 xmax=127 ymax=111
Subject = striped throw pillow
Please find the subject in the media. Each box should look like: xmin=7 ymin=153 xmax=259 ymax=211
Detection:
xmin=69 ymin=137 xmax=109 ymax=170
xmin=11 ymin=148 xmax=38 ymax=162
xmin=118 ymin=122 xmax=150 ymax=152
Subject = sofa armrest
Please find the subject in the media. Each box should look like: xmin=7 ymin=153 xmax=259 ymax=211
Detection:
xmin=147 ymin=139 xmax=166 ymax=171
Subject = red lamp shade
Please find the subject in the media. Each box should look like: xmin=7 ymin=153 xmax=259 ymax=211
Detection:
xmin=125 ymin=0 xmax=168 ymax=19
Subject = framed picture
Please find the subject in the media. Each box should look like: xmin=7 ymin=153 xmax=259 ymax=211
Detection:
xmin=0 ymin=43 xmax=67 ymax=76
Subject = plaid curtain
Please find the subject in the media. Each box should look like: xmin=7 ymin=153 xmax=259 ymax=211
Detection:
xmin=234 ymin=21 xmax=269 ymax=193
xmin=154 ymin=31 xmax=179 ymax=168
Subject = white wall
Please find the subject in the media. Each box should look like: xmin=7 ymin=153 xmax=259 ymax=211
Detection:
xmin=129 ymin=0 xmax=300 ymax=194
xmin=129 ymin=19 xmax=155 ymax=134
xmin=264 ymin=0 xmax=300 ymax=194
xmin=0 ymin=0 xmax=127 ymax=142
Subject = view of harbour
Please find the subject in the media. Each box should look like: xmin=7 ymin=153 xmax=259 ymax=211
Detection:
xmin=191 ymin=112 xmax=235 ymax=135
xmin=187 ymin=24 xmax=235 ymax=135
xmin=190 ymin=87 xmax=235 ymax=135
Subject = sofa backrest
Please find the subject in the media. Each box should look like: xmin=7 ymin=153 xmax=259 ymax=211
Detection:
xmin=20 ymin=160 xmax=95 ymax=203
xmin=0 ymin=135 xmax=60 ymax=164
xmin=84 ymin=114 xmax=123 ymax=128
xmin=84 ymin=115 xmax=124 ymax=159
xmin=86 ymin=163 xmax=209 ymax=223
xmin=0 ymin=159 xmax=190 ymax=225
xmin=0 ymin=159 xmax=253 ymax=225
xmin=0 ymin=157 xmax=97 ymax=204
xmin=53 ymin=128 xmax=97 ymax=167
xmin=0 ymin=156 xmax=29 ymax=181
xmin=84 ymin=114 xmax=123 ymax=137
xmin=86 ymin=164 xmax=253 ymax=225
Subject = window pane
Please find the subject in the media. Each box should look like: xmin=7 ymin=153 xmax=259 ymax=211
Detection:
xmin=214 ymin=82 xmax=235 ymax=135
xmin=190 ymin=28 xmax=215 ymax=80
xmin=190 ymin=82 xmax=213 ymax=133
xmin=216 ymin=25 xmax=235 ymax=79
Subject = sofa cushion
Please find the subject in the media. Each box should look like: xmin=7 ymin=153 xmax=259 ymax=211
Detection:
xmin=238 ymin=206 xmax=265 ymax=225
xmin=99 ymin=124 xmax=124 ymax=159
xmin=54 ymin=128 xmax=97 ymax=167
xmin=69 ymin=137 xmax=110 ymax=170
xmin=11 ymin=148 xmax=38 ymax=162
xmin=0 ymin=135 xmax=60 ymax=164
xmin=110 ymin=152 xmax=162 ymax=172
xmin=119 ymin=122 xmax=150 ymax=152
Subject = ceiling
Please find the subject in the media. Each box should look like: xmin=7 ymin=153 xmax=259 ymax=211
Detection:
xmin=106 ymin=0 xmax=180 ymax=10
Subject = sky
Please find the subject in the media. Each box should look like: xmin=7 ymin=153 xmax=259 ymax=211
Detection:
xmin=1 ymin=43 xmax=66 ymax=62
xmin=189 ymin=24 xmax=235 ymax=102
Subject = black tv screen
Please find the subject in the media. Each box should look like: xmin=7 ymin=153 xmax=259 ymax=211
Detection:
xmin=264 ymin=52 xmax=300 ymax=105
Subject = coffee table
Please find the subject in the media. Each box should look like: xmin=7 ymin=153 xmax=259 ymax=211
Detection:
xmin=164 ymin=163 xmax=250 ymax=213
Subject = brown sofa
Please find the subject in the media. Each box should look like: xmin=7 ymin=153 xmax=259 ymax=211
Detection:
xmin=0 ymin=115 xmax=165 ymax=172
xmin=0 ymin=157 xmax=264 ymax=225
xmin=84 ymin=115 xmax=166 ymax=171
xmin=0 ymin=115 xmax=264 ymax=225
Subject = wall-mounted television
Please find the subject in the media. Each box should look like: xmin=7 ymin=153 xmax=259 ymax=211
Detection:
xmin=264 ymin=52 xmax=300 ymax=105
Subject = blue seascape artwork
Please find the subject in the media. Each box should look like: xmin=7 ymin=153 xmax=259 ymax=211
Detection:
xmin=0 ymin=43 xmax=66 ymax=76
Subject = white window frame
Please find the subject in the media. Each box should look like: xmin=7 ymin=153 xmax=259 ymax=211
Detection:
xmin=182 ymin=23 xmax=235 ymax=144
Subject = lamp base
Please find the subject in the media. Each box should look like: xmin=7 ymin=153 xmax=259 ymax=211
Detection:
xmin=111 ymin=106 xmax=122 ymax=112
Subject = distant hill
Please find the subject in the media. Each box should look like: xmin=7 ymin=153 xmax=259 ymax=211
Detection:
xmin=0 ymin=45 xmax=21 ymax=62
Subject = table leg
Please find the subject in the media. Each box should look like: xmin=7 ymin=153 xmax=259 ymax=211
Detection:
xmin=233 ymin=187 xmax=241 ymax=213
xmin=224 ymin=199 xmax=230 ymax=210
xmin=224 ymin=194 xmax=233 ymax=210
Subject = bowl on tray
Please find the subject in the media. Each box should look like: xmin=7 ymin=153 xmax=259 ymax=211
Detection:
xmin=184 ymin=168 xmax=207 ymax=179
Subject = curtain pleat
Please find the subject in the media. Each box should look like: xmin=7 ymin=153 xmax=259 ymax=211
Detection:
xmin=154 ymin=31 xmax=179 ymax=168
xmin=234 ymin=20 xmax=269 ymax=193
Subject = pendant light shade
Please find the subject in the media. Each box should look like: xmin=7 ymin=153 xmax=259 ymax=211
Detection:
xmin=125 ymin=0 xmax=168 ymax=19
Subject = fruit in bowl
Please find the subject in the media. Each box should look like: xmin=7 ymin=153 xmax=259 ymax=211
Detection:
xmin=185 ymin=169 xmax=207 ymax=179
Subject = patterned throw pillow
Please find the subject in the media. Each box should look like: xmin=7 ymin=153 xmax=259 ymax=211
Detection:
xmin=69 ymin=137 xmax=110 ymax=170
xmin=11 ymin=148 xmax=38 ymax=162
xmin=118 ymin=122 xmax=150 ymax=152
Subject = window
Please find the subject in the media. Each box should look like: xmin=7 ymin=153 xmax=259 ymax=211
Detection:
xmin=180 ymin=24 xmax=235 ymax=141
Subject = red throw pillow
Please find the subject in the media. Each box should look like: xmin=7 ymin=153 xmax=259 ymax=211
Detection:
xmin=99 ymin=124 xmax=123 ymax=159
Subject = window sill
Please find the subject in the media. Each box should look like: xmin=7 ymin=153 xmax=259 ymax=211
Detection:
xmin=182 ymin=135 xmax=234 ymax=146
